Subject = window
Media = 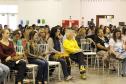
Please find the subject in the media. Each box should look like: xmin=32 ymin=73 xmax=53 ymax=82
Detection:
xmin=0 ymin=5 xmax=18 ymax=30
xmin=0 ymin=14 xmax=7 ymax=26
xmin=8 ymin=14 xmax=17 ymax=30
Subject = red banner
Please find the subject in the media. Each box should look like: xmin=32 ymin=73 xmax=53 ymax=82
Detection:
xmin=62 ymin=20 xmax=79 ymax=27
xmin=71 ymin=20 xmax=79 ymax=27
xmin=62 ymin=20 xmax=70 ymax=28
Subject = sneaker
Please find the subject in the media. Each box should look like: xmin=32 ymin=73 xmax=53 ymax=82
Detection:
xmin=80 ymin=73 xmax=87 ymax=80
xmin=80 ymin=65 xmax=86 ymax=74
xmin=65 ymin=75 xmax=73 ymax=81
xmin=44 ymin=81 xmax=48 ymax=84
xmin=116 ymin=55 xmax=124 ymax=60
xmin=38 ymin=82 xmax=42 ymax=84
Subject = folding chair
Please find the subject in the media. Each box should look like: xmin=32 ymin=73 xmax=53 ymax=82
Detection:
xmin=81 ymin=38 xmax=97 ymax=69
xmin=37 ymin=44 xmax=61 ymax=82
xmin=16 ymin=45 xmax=38 ymax=84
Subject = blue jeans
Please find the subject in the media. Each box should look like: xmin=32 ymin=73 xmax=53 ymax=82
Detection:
xmin=0 ymin=63 xmax=10 ymax=83
xmin=121 ymin=52 xmax=126 ymax=75
xmin=58 ymin=58 xmax=71 ymax=78
xmin=115 ymin=51 xmax=126 ymax=75
xmin=28 ymin=58 xmax=48 ymax=83
xmin=49 ymin=55 xmax=71 ymax=78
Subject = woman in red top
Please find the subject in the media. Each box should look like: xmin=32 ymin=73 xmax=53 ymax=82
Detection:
xmin=0 ymin=29 xmax=27 ymax=84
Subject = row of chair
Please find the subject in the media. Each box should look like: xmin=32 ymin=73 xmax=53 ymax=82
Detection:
xmin=13 ymin=44 xmax=61 ymax=84
xmin=10 ymin=38 xmax=121 ymax=84
xmin=81 ymin=38 xmax=121 ymax=76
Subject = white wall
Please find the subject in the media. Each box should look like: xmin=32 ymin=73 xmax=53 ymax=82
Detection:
xmin=81 ymin=0 xmax=120 ymax=26
xmin=18 ymin=0 xmax=62 ymax=26
xmin=0 ymin=0 xmax=126 ymax=27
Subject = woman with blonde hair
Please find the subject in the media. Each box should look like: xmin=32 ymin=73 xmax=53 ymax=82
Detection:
xmin=63 ymin=29 xmax=87 ymax=80
xmin=0 ymin=29 xmax=27 ymax=84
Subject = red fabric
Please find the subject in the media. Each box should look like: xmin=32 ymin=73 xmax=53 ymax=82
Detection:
xmin=0 ymin=41 xmax=16 ymax=61
xmin=62 ymin=20 xmax=79 ymax=27
xmin=71 ymin=20 xmax=79 ymax=27
xmin=62 ymin=20 xmax=70 ymax=28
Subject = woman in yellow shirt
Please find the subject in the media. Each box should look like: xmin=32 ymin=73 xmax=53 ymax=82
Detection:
xmin=63 ymin=30 xmax=87 ymax=80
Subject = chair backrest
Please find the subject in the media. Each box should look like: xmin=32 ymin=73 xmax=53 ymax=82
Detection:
xmin=15 ymin=45 xmax=24 ymax=55
xmin=81 ymin=38 xmax=96 ymax=52
xmin=37 ymin=44 xmax=49 ymax=60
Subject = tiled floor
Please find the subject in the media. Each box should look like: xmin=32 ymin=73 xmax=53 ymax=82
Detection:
xmin=8 ymin=66 xmax=126 ymax=84
xmin=50 ymin=67 xmax=126 ymax=84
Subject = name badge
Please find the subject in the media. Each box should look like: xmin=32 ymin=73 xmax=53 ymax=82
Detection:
xmin=104 ymin=43 xmax=109 ymax=48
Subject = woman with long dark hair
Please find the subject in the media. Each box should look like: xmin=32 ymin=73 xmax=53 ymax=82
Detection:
xmin=48 ymin=27 xmax=72 ymax=80
xmin=103 ymin=26 xmax=112 ymax=39
xmin=109 ymin=29 xmax=126 ymax=76
xmin=28 ymin=31 xmax=48 ymax=84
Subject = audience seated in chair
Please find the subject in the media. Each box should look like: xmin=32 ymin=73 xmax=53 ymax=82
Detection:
xmin=75 ymin=27 xmax=86 ymax=47
xmin=63 ymin=29 xmax=87 ymax=80
xmin=13 ymin=30 xmax=27 ymax=49
xmin=103 ymin=26 xmax=112 ymax=40
xmin=0 ymin=63 xmax=10 ymax=84
xmin=48 ymin=27 xmax=72 ymax=81
xmin=0 ymin=29 xmax=27 ymax=84
xmin=27 ymin=30 xmax=48 ymax=84
xmin=109 ymin=29 xmax=126 ymax=76
xmin=95 ymin=28 xmax=110 ymax=68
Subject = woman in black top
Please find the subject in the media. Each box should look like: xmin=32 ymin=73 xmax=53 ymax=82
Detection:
xmin=95 ymin=28 xmax=110 ymax=67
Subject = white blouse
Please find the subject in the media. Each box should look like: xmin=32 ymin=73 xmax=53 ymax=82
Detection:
xmin=109 ymin=38 xmax=124 ymax=52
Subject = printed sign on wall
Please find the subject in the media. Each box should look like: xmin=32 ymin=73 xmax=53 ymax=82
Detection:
xmin=62 ymin=20 xmax=79 ymax=27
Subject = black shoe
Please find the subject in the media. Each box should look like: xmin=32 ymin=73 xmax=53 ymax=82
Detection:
xmin=121 ymin=74 xmax=126 ymax=77
xmin=1 ymin=81 xmax=4 ymax=84
xmin=110 ymin=68 xmax=116 ymax=72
